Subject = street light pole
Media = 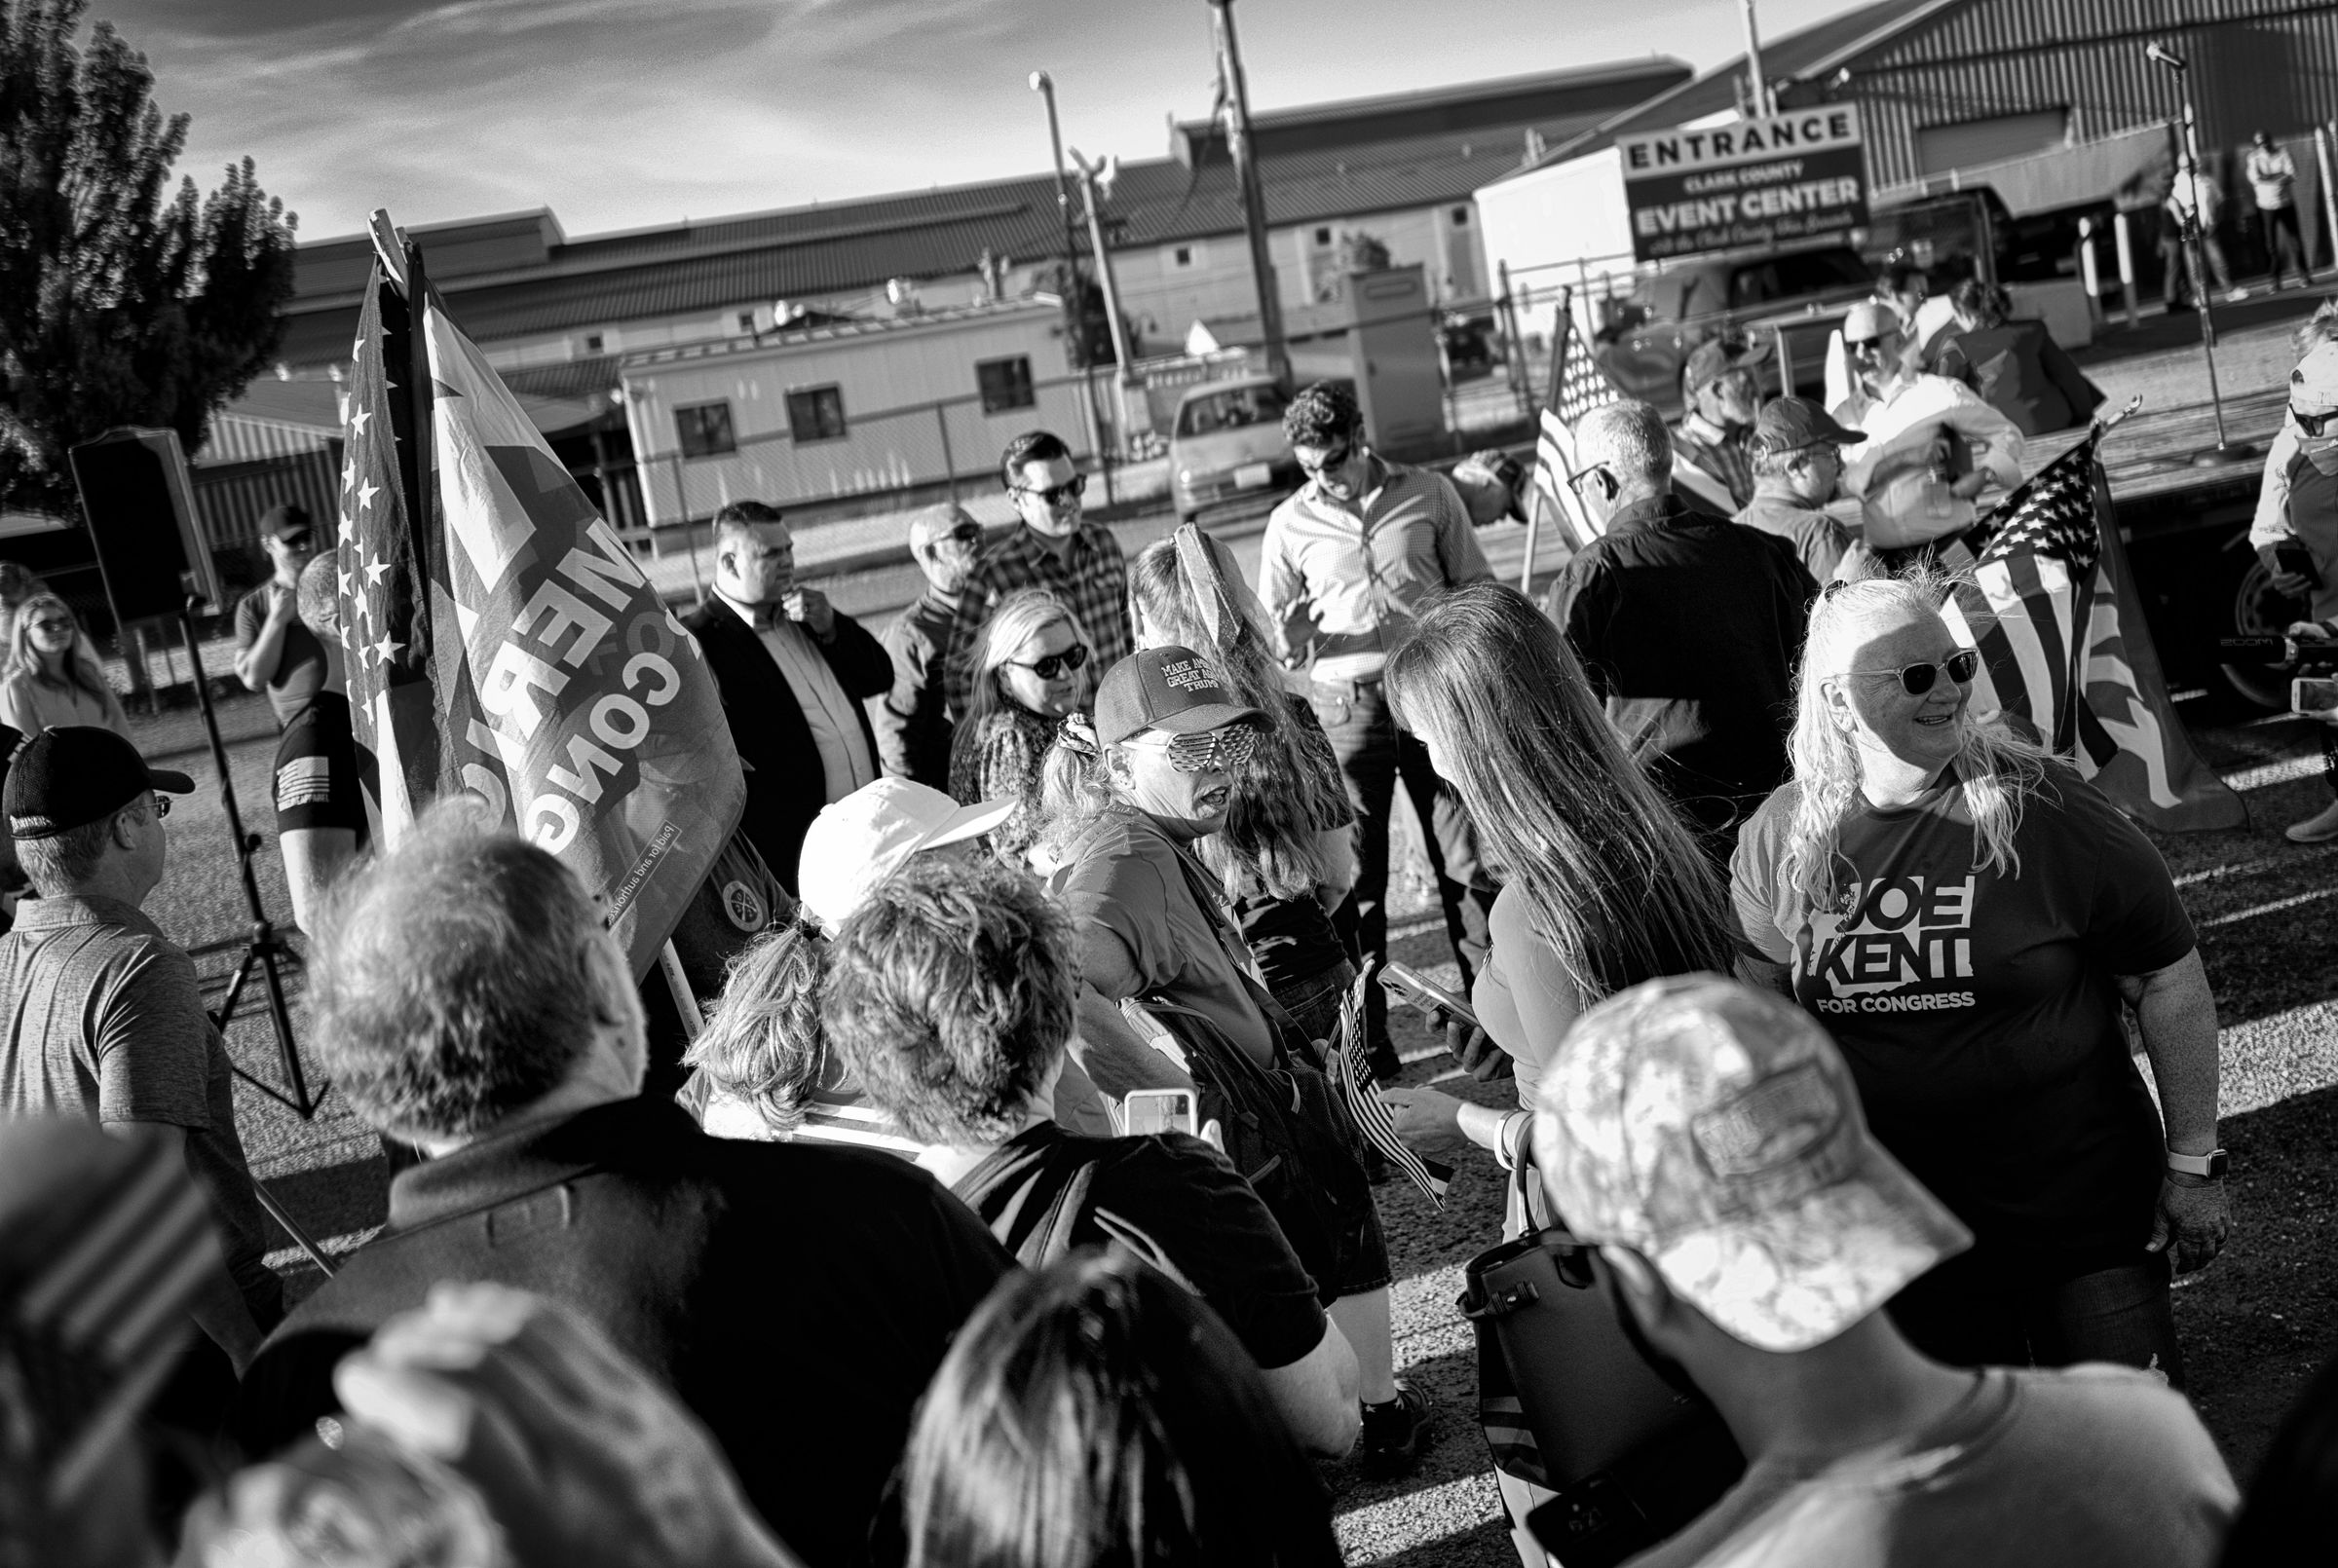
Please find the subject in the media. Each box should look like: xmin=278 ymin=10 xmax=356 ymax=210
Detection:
xmin=2146 ymin=41 xmax=2250 ymax=465
xmin=1740 ymin=0 xmax=1769 ymax=117
xmin=1207 ymin=0 xmax=1290 ymax=388
xmin=1030 ymin=69 xmax=1111 ymax=496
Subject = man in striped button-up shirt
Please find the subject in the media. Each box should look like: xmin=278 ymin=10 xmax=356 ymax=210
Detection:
xmin=1257 ymin=382 xmax=1497 ymax=1071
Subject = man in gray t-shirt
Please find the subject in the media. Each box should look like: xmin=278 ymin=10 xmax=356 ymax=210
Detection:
xmin=0 ymin=728 xmax=282 ymax=1368
xmin=233 ymin=504 xmax=327 ymax=728
xmin=1527 ymin=977 xmax=2234 ymax=1568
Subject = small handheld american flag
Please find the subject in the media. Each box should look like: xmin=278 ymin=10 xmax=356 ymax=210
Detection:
xmin=1329 ymin=966 xmax=1452 ymax=1208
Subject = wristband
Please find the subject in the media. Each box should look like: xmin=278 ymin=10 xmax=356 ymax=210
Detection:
xmin=1491 ymin=1111 xmax=1529 ymax=1173
xmin=2165 ymin=1148 xmax=2227 ymax=1179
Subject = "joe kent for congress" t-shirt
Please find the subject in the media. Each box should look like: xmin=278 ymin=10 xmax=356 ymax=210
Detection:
xmin=1731 ymin=764 xmax=2197 ymax=1260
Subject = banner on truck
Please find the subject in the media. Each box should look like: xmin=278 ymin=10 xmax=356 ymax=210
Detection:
xmin=1620 ymin=106 xmax=1868 ymax=262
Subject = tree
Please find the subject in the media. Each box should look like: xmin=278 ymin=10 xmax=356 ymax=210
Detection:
xmin=0 ymin=0 xmax=296 ymax=515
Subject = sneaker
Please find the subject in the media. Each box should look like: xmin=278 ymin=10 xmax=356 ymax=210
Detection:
xmin=2285 ymin=799 xmax=2338 ymax=843
xmin=1358 ymin=1379 xmax=1435 ymax=1478
xmin=2228 ymin=286 xmax=2251 ymax=302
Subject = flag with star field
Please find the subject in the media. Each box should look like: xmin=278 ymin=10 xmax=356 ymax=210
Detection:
xmin=1941 ymin=429 xmax=2243 ymax=832
xmin=339 ymin=247 xmax=747 ymax=980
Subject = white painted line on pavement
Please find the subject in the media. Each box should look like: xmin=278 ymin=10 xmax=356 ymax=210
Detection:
xmin=2224 ymin=754 xmax=2327 ymax=792
xmin=2176 ymin=844 xmax=2335 ymax=886
xmin=2201 ymin=886 xmax=2338 ymax=929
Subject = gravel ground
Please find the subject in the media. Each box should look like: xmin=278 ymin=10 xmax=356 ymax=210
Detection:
xmin=127 ymin=679 xmax=2338 ymax=1566
xmin=111 ymin=300 xmax=2338 ymax=1563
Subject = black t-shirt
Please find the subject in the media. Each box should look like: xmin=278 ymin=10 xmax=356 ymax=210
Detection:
xmin=273 ymin=691 xmax=365 ymax=837
xmin=1545 ymin=495 xmax=1817 ymax=827
xmin=1732 ymin=765 xmax=2197 ymax=1257
xmin=955 ymin=1121 xmax=1329 ymax=1369
xmin=235 ymin=584 xmax=328 ymax=728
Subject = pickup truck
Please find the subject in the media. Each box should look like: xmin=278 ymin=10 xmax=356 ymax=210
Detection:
xmin=1593 ymin=241 xmax=1875 ymax=417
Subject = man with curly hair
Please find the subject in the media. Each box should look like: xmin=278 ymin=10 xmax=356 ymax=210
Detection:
xmin=825 ymin=853 xmax=1364 ymax=1459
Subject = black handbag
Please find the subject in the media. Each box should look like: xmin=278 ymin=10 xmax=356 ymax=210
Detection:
xmin=1458 ymin=1161 xmax=1744 ymax=1567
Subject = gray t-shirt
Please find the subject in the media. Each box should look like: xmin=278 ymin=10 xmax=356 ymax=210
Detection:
xmin=235 ymin=581 xmax=328 ymax=728
xmin=0 ymin=894 xmax=277 ymax=1309
xmin=1628 ymin=1364 xmax=2235 ymax=1568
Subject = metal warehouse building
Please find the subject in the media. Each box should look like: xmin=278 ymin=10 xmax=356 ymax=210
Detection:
xmin=1546 ymin=0 xmax=2338 ymax=192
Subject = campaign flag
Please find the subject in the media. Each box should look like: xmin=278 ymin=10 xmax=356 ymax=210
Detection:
xmin=340 ymin=230 xmax=750 ymax=981
xmin=1331 ymin=967 xmax=1451 ymax=1208
xmin=1941 ymin=430 xmax=2245 ymax=832
xmin=1526 ymin=299 xmax=1622 ymax=556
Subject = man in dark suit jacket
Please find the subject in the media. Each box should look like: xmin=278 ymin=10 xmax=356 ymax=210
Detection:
xmin=233 ymin=811 xmax=1012 ymax=1568
xmin=682 ymin=501 xmax=891 ymax=892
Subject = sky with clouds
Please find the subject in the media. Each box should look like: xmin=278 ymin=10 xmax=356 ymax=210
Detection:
xmin=94 ymin=0 xmax=1872 ymax=243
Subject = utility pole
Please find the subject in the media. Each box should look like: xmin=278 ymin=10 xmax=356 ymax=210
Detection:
xmin=1071 ymin=149 xmax=1139 ymax=415
xmin=1030 ymin=69 xmax=1112 ymax=496
xmin=1207 ymin=0 xmax=1290 ymax=387
xmin=1740 ymin=0 xmax=1769 ymax=116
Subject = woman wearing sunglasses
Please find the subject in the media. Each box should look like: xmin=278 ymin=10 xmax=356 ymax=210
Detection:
xmin=949 ymin=589 xmax=1093 ymax=870
xmin=0 ymin=592 xmax=131 ymax=740
xmin=1730 ymin=573 xmax=2226 ymax=1386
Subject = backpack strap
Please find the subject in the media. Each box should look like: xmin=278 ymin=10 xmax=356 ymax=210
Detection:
xmin=955 ymin=1136 xmax=1104 ymax=1270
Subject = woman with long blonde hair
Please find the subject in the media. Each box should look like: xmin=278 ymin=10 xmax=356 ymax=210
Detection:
xmin=0 ymin=592 xmax=130 ymax=738
xmin=1730 ymin=571 xmax=2225 ymax=1382
xmin=949 ymin=589 xmax=1092 ymax=868
xmin=1377 ymin=583 xmax=1732 ymax=1163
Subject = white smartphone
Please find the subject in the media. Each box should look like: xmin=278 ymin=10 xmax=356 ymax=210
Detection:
xmin=1378 ymin=960 xmax=1480 ymax=1028
xmin=2293 ymin=676 xmax=2338 ymax=715
xmin=1121 ymin=1088 xmax=1199 ymax=1138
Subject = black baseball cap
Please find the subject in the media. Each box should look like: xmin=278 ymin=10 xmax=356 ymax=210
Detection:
xmin=1094 ymin=647 xmax=1263 ymax=745
xmin=261 ymin=504 xmax=313 ymax=547
xmin=5 ymin=728 xmax=194 ymax=840
xmin=1752 ymin=397 xmax=1866 ymax=458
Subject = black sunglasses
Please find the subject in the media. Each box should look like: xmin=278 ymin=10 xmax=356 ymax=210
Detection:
xmin=1007 ymin=642 xmax=1089 ymax=681
xmin=947 ymin=521 xmax=983 ymax=546
xmin=2293 ymin=404 xmax=2336 ymax=437
xmin=1563 ymin=461 xmax=1616 ymax=499
xmin=1014 ymin=473 xmax=1086 ymax=506
xmin=1297 ymin=443 xmax=1354 ymax=477
xmin=1845 ymin=650 xmax=1981 ymax=695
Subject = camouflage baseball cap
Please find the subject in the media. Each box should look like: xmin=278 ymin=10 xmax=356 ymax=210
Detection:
xmin=1531 ymin=975 xmax=1971 ymax=1353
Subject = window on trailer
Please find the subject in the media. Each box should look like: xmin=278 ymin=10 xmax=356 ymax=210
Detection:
xmin=675 ymin=400 xmax=735 ymax=457
xmin=976 ymin=355 xmax=1037 ymax=413
xmin=787 ymin=386 xmax=848 ymax=442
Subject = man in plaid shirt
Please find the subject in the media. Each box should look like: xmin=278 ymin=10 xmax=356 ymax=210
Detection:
xmin=943 ymin=430 xmax=1131 ymax=719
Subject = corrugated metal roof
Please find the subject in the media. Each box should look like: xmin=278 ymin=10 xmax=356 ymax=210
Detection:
xmin=1505 ymin=0 xmax=1968 ymax=175
xmin=276 ymin=61 xmax=1678 ymax=365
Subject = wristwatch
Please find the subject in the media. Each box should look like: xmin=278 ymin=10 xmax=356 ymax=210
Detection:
xmin=2166 ymin=1148 xmax=2228 ymax=1178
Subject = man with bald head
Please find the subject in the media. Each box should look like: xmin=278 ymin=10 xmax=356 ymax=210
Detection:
xmin=871 ymin=504 xmax=984 ymax=788
xmin=1542 ymin=398 xmax=1816 ymax=866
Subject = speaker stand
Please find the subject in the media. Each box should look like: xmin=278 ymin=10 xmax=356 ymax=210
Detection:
xmin=177 ymin=602 xmax=322 ymax=1119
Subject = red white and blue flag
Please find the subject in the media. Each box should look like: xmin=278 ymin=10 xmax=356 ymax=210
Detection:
xmin=1941 ymin=428 xmax=2244 ymax=832
xmin=1527 ymin=296 xmax=1622 ymax=555
xmin=339 ymin=217 xmax=749 ymax=980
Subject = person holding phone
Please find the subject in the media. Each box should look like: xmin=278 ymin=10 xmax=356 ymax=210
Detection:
xmin=2250 ymin=341 xmax=2338 ymax=841
xmin=823 ymin=854 xmax=1365 ymax=1461
xmin=1376 ymin=585 xmax=1735 ymax=1199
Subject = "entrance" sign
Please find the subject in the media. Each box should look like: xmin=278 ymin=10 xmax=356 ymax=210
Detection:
xmin=1618 ymin=106 xmax=1869 ymax=262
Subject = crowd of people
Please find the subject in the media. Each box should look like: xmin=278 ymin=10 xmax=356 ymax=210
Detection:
xmin=5 ymin=308 xmax=2338 ymax=1568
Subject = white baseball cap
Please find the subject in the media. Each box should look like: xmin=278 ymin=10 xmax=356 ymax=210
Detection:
xmin=796 ymin=779 xmax=1016 ymax=933
xmin=2292 ymin=341 xmax=2338 ymax=417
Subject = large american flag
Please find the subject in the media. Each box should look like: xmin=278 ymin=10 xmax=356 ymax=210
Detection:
xmin=1942 ymin=429 xmax=2244 ymax=832
xmin=339 ymin=222 xmax=754 ymax=980
xmin=1526 ymin=295 xmax=1621 ymax=560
